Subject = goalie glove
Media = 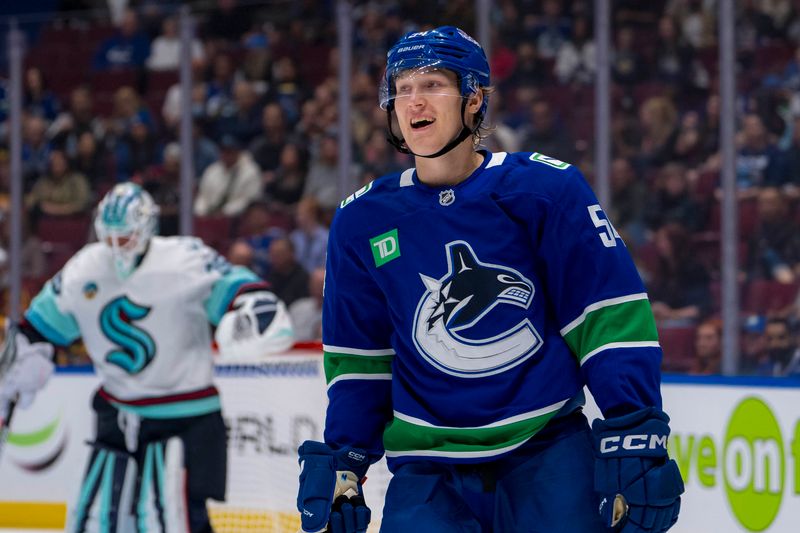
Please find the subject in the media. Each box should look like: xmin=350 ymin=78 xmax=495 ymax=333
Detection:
xmin=297 ymin=441 xmax=371 ymax=533
xmin=0 ymin=330 xmax=55 ymax=421
xmin=215 ymin=290 xmax=295 ymax=361
xmin=592 ymin=407 xmax=684 ymax=533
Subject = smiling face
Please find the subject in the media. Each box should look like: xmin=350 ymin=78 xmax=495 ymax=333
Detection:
xmin=392 ymin=69 xmax=474 ymax=156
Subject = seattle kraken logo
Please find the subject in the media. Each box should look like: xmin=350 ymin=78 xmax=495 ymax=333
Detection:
xmin=413 ymin=241 xmax=542 ymax=377
xmin=100 ymin=296 xmax=156 ymax=374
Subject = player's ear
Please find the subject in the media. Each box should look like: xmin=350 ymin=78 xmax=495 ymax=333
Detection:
xmin=467 ymin=89 xmax=483 ymax=115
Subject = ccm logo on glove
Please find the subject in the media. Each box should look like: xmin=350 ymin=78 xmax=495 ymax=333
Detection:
xmin=600 ymin=434 xmax=667 ymax=453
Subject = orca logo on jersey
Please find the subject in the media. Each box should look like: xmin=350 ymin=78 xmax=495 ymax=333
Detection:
xmin=99 ymin=296 xmax=156 ymax=374
xmin=412 ymin=241 xmax=543 ymax=377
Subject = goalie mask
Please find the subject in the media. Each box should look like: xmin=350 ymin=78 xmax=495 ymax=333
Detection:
xmin=94 ymin=182 xmax=159 ymax=279
xmin=380 ymin=26 xmax=490 ymax=158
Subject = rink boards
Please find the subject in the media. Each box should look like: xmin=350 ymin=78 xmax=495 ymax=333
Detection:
xmin=0 ymin=354 xmax=798 ymax=533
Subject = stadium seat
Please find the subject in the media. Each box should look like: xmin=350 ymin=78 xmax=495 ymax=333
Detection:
xmin=706 ymin=198 xmax=759 ymax=240
xmin=658 ymin=326 xmax=696 ymax=373
xmin=709 ymin=278 xmax=748 ymax=316
xmin=146 ymin=70 xmax=179 ymax=95
xmin=693 ymin=170 xmax=718 ymax=201
xmin=41 ymin=242 xmax=80 ymax=278
xmin=743 ymin=280 xmax=800 ymax=315
xmin=36 ymin=214 xmax=92 ymax=248
xmin=91 ymin=69 xmax=139 ymax=92
xmin=193 ymin=215 xmax=233 ymax=254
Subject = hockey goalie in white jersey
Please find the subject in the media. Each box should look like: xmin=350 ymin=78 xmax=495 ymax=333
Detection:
xmin=0 ymin=183 xmax=294 ymax=532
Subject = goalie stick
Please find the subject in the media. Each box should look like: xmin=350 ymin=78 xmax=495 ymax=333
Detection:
xmin=0 ymin=323 xmax=19 ymax=464
xmin=0 ymin=400 xmax=17 ymax=464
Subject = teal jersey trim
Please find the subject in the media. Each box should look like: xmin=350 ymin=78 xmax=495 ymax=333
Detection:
xmin=154 ymin=442 xmax=167 ymax=513
xmin=110 ymin=395 xmax=222 ymax=419
xmin=74 ymin=449 xmax=108 ymax=530
xmin=99 ymin=453 xmax=115 ymax=533
xmin=138 ymin=445 xmax=154 ymax=533
xmin=26 ymin=282 xmax=80 ymax=346
xmin=204 ymin=266 xmax=261 ymax=325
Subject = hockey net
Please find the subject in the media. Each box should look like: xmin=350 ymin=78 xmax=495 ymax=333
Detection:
xmin=207 ymin=346 xmax=391 ymax=533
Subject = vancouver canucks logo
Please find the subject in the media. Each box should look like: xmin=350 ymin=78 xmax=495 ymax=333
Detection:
xmin=99 ymin=296 xmax=156 ymax=374
xmin=413 ymin=241 xmax=543 ymax=377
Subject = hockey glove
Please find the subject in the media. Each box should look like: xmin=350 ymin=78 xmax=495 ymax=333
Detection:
xmin=592 ymin=407 xmax=684 ymax=533
xmin=0 ymin=331 xmax=54 ymax=421
xmin=297 ymin=440 xmax=371 ymax=533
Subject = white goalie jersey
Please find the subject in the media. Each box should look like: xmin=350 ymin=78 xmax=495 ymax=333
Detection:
xmin=24 ymin=236 xmax=273 ymax=415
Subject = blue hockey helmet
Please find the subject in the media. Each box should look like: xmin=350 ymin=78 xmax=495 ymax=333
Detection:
xmin=380 ymin=26 xmax=490 ymax=117
xmin=94 ymin=182 xmax=159 ymax=279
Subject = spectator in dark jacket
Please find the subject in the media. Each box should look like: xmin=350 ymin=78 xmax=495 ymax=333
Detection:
xmin=266 ymin=237 xmax=309 ymax=307
xmin=747 ymin=186 xmax=800 ymax=283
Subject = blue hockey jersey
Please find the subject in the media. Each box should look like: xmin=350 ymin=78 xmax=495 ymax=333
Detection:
xmin=323 ymin=150 xmax=663 ymax=469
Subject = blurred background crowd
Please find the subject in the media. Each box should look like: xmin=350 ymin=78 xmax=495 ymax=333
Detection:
xmin=0 ymin=0 xmax=799 ymax=377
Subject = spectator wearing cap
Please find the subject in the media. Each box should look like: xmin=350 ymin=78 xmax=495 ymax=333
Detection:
xmin=93 ymin=8 xmax=151 ymax=70
xmin=193 ymin=134 xmax=261 ymax=217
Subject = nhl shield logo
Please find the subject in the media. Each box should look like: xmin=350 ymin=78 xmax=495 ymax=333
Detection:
xmin=412 ymin=240 xmax=543 ymax=377
xmin=439 ymin=189 xmax=455 ymax=206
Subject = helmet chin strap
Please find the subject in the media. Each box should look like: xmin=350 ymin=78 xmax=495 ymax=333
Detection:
xmin=386 ymin=98 xmax=483 ymax=159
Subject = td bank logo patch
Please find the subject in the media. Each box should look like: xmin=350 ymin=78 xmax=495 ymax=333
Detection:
xmin=370 ymin=229 xmax=400 ymax=267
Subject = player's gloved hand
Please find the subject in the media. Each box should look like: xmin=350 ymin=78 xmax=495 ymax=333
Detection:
xmin=592 ymin=407 xmax=684 ymax=533
xmin=297 ymin=440 xmax=371 ymax=533
xmin=0 ymin=332 xmax=55 ymax=420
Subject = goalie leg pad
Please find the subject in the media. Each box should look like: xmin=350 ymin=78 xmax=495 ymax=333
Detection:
xmin=68 ymin=446 xmax=137 ymax=533
xmin=135 ymin=437 xmax=192 ymax=533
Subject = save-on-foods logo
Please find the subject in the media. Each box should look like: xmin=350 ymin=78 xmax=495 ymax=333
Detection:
xmin=7 ymin=414 xmax=68 ymax=471
xmin=669 ymin=396 xmax=799 ymax=531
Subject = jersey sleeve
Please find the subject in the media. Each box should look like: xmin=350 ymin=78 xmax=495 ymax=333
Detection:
xmin=321 ymin=213 xmax=394 ymax=461
xmin=511 ymin=162 xmax=662 ymax=418
xmin=24 ymin=271 xmax=81 ymax=346
xmin=196 ymin=241 xmax=265 ymax=326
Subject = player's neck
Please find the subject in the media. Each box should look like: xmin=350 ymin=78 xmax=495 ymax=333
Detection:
xmin=414 ymin=142 xmax=484 ymax=187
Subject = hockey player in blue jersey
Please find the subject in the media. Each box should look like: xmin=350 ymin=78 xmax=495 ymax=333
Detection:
xmin=296 ymin=26 xmax=684 ymax=532
xmin=0 ymin=183 xmax=294 ymax=532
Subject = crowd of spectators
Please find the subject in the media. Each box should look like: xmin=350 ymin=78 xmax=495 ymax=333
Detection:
xmin=1 ymin=0 xmax=800 ymax=375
